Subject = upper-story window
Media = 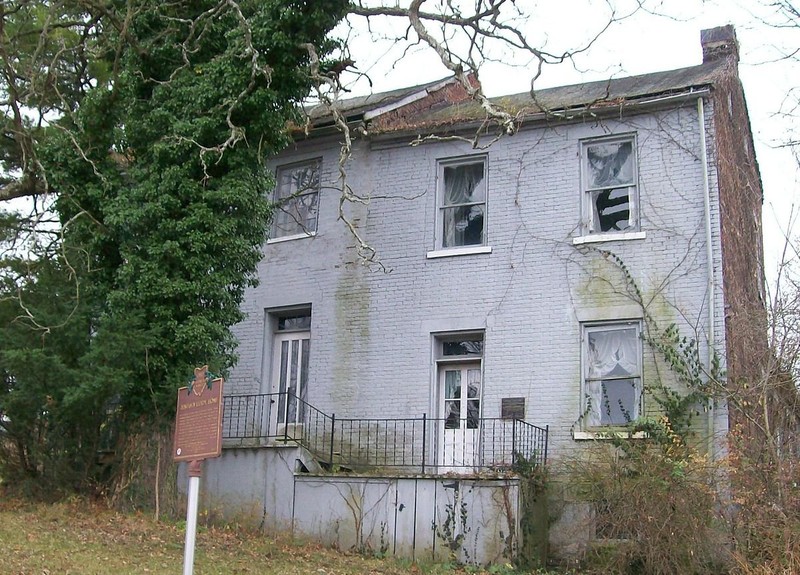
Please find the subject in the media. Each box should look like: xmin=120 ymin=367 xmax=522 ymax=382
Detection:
xmin=437 ymin=157 xmax=487 ymax=249
xmin=270 ymin=159 xmax=320 ymax=240
xmin=581 ymin=135 xmax=638 ymax=235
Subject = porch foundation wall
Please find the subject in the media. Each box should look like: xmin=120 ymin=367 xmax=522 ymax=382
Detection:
xmin=184 ymin=447 xmax=537 ymax=565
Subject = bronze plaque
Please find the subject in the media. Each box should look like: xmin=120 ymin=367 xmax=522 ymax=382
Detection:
xmin=174 ymin=366 xmax=224 ymax=462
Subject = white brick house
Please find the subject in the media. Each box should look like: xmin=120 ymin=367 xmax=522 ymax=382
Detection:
xmin=195 ymin=26 xmax=764 ymax=564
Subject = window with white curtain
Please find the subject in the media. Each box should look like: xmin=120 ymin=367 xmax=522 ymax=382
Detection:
xmin=437 ymin=157 xmax=487 ymax=249
xmin=582 ymin=321 xmax=642 ymax=427
xmin=581 ymin=135 xmax=638 ymax=235
xmin=270 ymin=159 xmax=320 ymax=240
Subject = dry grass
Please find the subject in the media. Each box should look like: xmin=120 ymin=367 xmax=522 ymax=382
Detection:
xmin=0 ymin=497 xmax=559 ymax=575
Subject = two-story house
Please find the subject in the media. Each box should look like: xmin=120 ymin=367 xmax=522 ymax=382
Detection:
xmin=194 ymin=25 xmax=764 ymax=564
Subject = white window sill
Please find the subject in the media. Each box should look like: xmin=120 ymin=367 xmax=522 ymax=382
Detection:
xmin=426 ymin=245 xmax=492 ymax=259
xmin=573 ymin=430 xmax=648 ymax=441
xmin=267 ymin=231 xmax=316 ymax=244
xmin=572 ymin=231 xmax=646 ymax=245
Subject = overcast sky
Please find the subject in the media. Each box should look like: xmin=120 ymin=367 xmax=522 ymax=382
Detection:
xmin=336 ymin=0 xmax=797 ymax=289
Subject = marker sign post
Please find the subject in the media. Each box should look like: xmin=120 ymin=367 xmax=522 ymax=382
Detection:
xmin=174 ymin=366 xmax=224 ymax=575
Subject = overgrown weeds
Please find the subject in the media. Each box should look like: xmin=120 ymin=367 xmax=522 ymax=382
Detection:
xmin=563 ymin=420 xmax=729 ymax=575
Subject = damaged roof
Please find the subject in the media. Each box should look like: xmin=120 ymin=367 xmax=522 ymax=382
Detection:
xmin=304 ymin=58 xmax=730 ymax=135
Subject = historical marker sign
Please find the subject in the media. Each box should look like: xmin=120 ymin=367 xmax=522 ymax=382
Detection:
xmin=174 ymin=366 xmax=224 ymax=462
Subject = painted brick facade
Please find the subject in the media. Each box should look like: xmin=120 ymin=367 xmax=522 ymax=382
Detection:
xmin=227 ymin=96 xmax=731 ymax=458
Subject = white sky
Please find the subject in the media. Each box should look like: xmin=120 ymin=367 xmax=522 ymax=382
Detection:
xmin=336 ymin=0 xmax=799 ymax=289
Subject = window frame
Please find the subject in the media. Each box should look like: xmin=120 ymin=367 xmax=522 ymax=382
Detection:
xmin=580 ymin=134 xmax=640 ymax=236
xmin=580 ymin=320 xmax=643 ymax=430
xmin=268 ymin=159 xmax=321 ymax=242
xmin=434 ymin=156 xmax=489 ymax=251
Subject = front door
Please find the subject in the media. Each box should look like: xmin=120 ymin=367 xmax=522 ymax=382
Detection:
xmin=439 ymin=363 xmax=482 ymax=470
xmin=270 ymin=330 xmax=310 ymax=437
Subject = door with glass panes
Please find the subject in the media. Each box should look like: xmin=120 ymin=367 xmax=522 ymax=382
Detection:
xmin=439 ymin=363 xmax=482 ymax=470
xmin=270 ymin=315 xmax=310 ymax=438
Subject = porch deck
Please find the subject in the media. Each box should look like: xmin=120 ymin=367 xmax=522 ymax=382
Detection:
xmin=222 ymin=392 xmax=548 ymax=474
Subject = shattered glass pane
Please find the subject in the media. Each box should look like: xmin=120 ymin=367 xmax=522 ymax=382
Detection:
xmin=590 ymin=188 xmax=631 ymax=232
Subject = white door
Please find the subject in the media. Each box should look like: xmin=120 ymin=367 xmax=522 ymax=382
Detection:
xmin=271 ymin=331 xmax=310 ymax=437
xmin=439 ymin=363 xmax=481 ymax=470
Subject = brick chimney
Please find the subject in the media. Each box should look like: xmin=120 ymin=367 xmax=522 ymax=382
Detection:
xmin=701 ymin=25 xmax=739 ymax=63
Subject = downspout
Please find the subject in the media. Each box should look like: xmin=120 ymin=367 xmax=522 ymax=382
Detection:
xmin=697 ymin=96 xmax=716 ymax=458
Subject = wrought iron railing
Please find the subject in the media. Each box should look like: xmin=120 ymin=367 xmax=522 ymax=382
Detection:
xmin=222 ymin=392 xmax=548 ymax=473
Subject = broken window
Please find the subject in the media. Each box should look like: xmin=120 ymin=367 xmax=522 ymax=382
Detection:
xmin=438 ymin=158 xmax=487 ymax=248
xmin=583 ymin=321 xmax=642 ymax=427
xmin=270 ymin=159 xmax=320 ymax=239
xmin=581 ymin=136 xmax=638 ymax=234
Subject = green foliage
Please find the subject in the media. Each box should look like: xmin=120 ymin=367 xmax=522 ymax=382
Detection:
xmin=642 ymin=323 xmax=722 ymax=439
xmin=513 ymin=453 xmax=549 ymax=570
xmin=433 ymin=493 xmax=472 ymax=564
xmin=1 ymin=0 xmax=349 ymax=494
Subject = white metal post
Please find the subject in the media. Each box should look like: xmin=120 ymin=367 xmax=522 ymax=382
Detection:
xmin=183 ymin=460 xmax=203 ymax=575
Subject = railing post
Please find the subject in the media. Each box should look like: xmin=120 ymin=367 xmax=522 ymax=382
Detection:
xmin=421 ymin=413 xmax=427 ymax=475
xmin=512 ymin=418 xmax=517 ymax=467
xmin=543 ymin=424 xmax=549 ymax=466
xmin=283 ymin=392 xmax=290 ymax=444
xmin=329 ymin=413 xmax=336 ymax=466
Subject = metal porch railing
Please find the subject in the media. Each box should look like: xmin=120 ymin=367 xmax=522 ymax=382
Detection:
xmin=222 ymin=392 xmax=548 ymax=474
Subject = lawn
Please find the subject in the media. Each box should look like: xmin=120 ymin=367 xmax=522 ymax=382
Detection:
xmin=0 ymin=498 xmax=553 ymax=575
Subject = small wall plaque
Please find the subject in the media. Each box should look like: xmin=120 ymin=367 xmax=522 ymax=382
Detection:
xmin=501 ymin=397 xmax=526 ymax=420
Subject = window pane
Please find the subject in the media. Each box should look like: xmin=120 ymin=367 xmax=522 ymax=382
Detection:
xmin=299 ymin=338 xmax=310 ymax=420
xmin=272 ymin=192 xmax=319 ymax=238
xmin=586 ymin=141 xmax=634 ymax=188
xmin=590 ymin=188 xmax=631 ymax=232
xmin=445 ymin=400 xmax=461 ymax=429
xmin=443 ymin=163 xmax=485 ymax=205
xmin=272 ymin=162 xmax=320 ymax=238
xmin=466 ymin=369 xmax=481 ymax=398
xmin=442 ymin=340 xmax=483 ymax=356
xmin=466 ymin=399 xmax=480 ymax=429
xmin=442 ymin=204 xmax=484 ymax=247
xmin=277 ymin=164 xmax=319 ymax=200
xmin=445 ymin=371 xmax=461 ymax=399
xmin=278 ymin=315 xmax=311 ymax=331
xmin=600 ymin=378 xmax=638 ymax=425
xmin=587 ymin=327 xmax=639 ymax=379
xmin=277 ymin=340 xmax=289 ymax=423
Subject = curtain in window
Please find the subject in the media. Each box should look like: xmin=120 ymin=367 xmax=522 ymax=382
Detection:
xmin=586 ymin=142 xmax=633 ymax=188
xmin=586 ymin=328 xmax=638 ymax=426
xmin=442 ymin=163 xmax=484 ymax=247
